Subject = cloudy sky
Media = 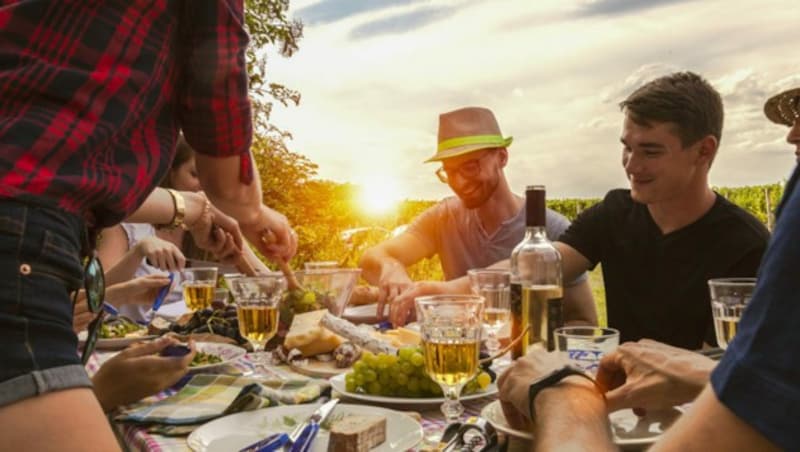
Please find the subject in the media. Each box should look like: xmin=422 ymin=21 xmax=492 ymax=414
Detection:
xmin=266 ymin=0 xmax=799 ymax=201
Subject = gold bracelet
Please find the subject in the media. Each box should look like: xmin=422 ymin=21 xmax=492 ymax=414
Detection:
xmin=183 ymin=199 xmax=211 ymax=230
xmin=159 ymin=188 xmax=185 ymax=230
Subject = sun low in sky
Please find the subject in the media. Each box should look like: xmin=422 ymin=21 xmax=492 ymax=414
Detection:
xmin=269 ymin=0 xmax=799 ymax=200
xmin=356 ymin=175 xmax=402 ymax=216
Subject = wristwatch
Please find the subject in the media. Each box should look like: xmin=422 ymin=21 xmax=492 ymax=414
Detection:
xmin=528 ymin=365 xmax=605 ymax=419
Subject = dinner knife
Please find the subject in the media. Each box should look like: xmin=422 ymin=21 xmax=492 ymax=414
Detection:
xmin=289 ymin=399 xmax=340 ymax=452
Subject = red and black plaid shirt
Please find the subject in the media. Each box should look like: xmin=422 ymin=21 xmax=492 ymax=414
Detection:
xmin=0 ymin=0 xmax=253 ymax=228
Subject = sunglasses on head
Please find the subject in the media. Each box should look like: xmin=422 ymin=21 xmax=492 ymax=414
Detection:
xmin=72 ymin=230 xmax=106 ymax=365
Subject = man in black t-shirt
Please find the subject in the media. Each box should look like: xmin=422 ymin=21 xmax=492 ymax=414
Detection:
xmin=554 ymin=72 xmax=769 ymax=349
xmin=410 ymin=72 xmax=769 ymax=350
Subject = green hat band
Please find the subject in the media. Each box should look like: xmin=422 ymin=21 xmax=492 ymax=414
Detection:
xmin=438 ymin=134 xmax=507 ymax=152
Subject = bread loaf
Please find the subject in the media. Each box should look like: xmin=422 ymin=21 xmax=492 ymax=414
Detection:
xmin=327 ymin=415 xmax=386 ymax=452
xmin=284 ymin=309 xmax=345 ymax=356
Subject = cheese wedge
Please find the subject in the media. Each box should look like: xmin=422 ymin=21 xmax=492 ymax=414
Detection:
xmin=284 ymin=309 xmax=345 ymax=356
xmin=371 ymin=327 xmax=421 ymax=348
xmin=327 ymin=415 xmax=386 ymax=452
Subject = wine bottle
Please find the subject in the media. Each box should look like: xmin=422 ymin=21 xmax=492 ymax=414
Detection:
xmin=509 ymin=185 xmax=563 ymax=357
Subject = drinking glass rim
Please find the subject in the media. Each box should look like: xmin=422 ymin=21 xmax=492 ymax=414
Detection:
xmin=707 ymin=277 xmax=757 ymax=287
xmin=184 ymin=266 xmax=218 ymax=272
xmin=554 ymin=326 xmax=620 ymax=339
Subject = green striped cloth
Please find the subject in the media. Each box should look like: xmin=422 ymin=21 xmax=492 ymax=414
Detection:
xmin=116 ymin=373 xmax=330 ymax=430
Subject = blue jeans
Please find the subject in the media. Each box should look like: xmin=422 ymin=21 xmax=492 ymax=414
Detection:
xmin=0 ymin=200 xmax=92 ymax=407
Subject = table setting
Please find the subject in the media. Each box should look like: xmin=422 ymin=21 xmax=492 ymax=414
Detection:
xmin=80 ymin=263 xmax=737 ymax=452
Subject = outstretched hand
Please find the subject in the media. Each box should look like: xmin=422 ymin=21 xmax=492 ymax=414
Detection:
xmin=137 ymin=236 xmax=185 ymax=271
xmin=245 ymin=205 xmax=298 ymax=264
xmin=91 ymin=336 xmax=196 ymax=412
xmin=595 ymin=339 xmax=716 ymax=413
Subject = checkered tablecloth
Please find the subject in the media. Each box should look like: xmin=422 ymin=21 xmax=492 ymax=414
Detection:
xmin=90 ymin=352 xmax=498 ymax=452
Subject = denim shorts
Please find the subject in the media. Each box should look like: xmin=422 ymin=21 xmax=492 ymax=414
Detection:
xmin=0 ymin=200 xmax=92 ymax=407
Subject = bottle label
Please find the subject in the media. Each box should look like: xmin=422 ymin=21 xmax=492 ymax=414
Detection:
xmin=509 ymin=283 xmax=523 ymax=359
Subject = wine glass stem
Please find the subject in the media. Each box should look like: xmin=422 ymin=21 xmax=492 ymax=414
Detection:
xmin=441 ymin=386 xmax=464 ymax=424
xmin=486 ymin=330 xmax=500 ymax=356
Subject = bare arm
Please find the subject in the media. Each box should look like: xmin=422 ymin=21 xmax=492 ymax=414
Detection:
xmin=555 ymin=242 xmax=592 ymax=283
xmin=360 ymin=232 xmax=434 ymax=285
xmin=497 ymin=350 xmax=615 ymax=452
xmin=195 ymin=153 xmax=296 ymax=263
xmin=97 ymin=225 xmax=133 ymax=281
xmin=125 ymin=188 xmax=205 ymax=226
xmin=563 ymin=279 xmax=598 ymax=326
xmin=359 ymin=231 xmax=436 ymax=318
xmin=533 ymin=380 xmax=615 ymax=452
xmin=650 ymin=386 xmax=780 ymax=452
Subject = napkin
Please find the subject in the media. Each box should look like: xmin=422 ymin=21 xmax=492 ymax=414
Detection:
xmin=116 ymin=372 xmax=330 ymax=431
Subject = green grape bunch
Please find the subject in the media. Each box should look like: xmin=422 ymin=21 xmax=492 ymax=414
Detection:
xmin=344 ymin=347 xmax=492 ymax=398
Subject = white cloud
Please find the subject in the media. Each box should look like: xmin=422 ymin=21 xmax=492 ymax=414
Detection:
xmin=267 ymin=0 xmax=799 ymax=199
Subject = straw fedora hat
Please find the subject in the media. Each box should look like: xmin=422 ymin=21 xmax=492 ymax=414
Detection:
xmin=764 ymin=86 xmax=800 ymax=126
xmin=424 ymin=107 xmax=513 ymax=163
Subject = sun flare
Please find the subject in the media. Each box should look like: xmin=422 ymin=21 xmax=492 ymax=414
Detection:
xmin=358 ymin=176 xmax=402 ymax=215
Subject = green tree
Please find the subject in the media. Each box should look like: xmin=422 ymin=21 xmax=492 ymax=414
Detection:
xmin=244 ymin=0 xmax=303 ymax=133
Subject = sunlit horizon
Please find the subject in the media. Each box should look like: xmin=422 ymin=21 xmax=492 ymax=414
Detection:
xmin=267 ymin=0 xmax=799 ymax=201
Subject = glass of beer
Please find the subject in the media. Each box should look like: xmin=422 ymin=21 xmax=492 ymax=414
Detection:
xmin=181 ymin=267 xmax=218 ymax=311
xmin=416 ymin=295 xmax=484 ymax=425
xmin=467 ymin=268 xmax=511 ymax=358
xmin=229 ymin=273 xmax=286 ymax=353
xmin=708 ymin=278 xmax=756 ymax=349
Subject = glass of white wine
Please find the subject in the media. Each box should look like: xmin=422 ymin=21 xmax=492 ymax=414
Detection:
xmin=415 ymin=295 xmax=484 ymax=425
xmin=467 ymin=268 xmax=511 ymax=359
xmin=181 ymin=267 xmax=218 ymax=311
xmin=708 ymin=278 xmax=756 ymax=349
xmin=229 ymin=273 xmax=286 ymax=355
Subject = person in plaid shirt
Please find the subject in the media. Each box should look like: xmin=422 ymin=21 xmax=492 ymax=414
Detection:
xmin=0 ymin=2 xmax=297 ymax=449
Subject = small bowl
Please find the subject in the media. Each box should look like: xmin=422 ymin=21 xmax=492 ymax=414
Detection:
xmin=294 ymin=268 xmax=361 ymax=317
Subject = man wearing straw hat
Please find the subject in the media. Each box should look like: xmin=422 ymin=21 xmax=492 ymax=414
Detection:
xmin=360 ymin=106 xmax=597 ymax=327
xmin=495 ymin=83 xmax=800 ymax=452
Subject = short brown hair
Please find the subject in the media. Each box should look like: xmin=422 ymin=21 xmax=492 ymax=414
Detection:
xmin=620 ymin=71 xmax=723 ymax=147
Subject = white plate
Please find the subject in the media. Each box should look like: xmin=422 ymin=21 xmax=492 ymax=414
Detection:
xmin=329 ymin=373 xmax=497 ymax=409
xmin=342 ymin=304 xmax=387 ymax=324
xmin=481 ymin=400 xmax=683 ymax=448
xmin=187 ymin=403 xmax=423 ymax=452
xmin=152 ymin=300 xmax=189 ymax=322
xmin=77 ymin=330 xmax=157 ymax=350
xmin=189 ymin=342 xmax=247 ymax=371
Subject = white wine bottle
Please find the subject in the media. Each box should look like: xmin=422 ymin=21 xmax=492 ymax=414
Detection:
xmin=510 ymin=185 xmax=563 ymax=357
